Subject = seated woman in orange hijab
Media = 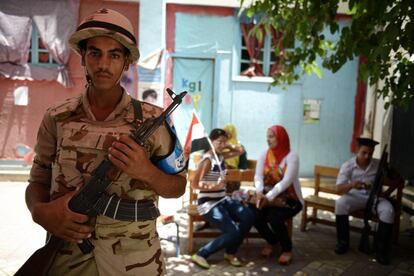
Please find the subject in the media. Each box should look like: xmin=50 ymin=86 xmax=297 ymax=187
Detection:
xmin=253 ymin=125 xmax=304 ymax=265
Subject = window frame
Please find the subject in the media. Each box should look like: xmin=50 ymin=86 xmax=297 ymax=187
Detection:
xmin=28 ymin=23 xmax=57 ymax=67
xmin=233 ymin=24 xmax=278 ymax=83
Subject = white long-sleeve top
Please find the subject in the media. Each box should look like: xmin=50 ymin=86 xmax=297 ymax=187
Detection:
xmin=254 ymin=150 xmax=304 ymax=204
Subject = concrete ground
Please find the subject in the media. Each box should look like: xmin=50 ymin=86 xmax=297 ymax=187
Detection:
xmin=1 ymin=181 xmax=414 ymax=276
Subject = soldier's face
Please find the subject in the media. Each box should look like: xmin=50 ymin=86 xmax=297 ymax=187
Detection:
xmin=83 ymin=36 xmax=127 ymax=90
xmin=356 ymin=145 xmax=374 ymax=167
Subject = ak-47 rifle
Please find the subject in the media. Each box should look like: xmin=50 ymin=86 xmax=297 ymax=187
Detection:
xmin=15 ymin=88 xmax=187 ymax=276
xmin=358 ymin=145 xmax=388 ymax=254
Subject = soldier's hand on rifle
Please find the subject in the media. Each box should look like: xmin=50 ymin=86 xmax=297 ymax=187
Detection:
xmin=108 ymin=135 xmax=150 ymax=179
xmin=109 ymin=133 xmax=186 ymax=198
xmin=32 ymin=187 xmax=93 ymax=243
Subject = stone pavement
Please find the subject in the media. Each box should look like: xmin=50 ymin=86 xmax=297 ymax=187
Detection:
xmin=1 ymin=181 xmax=414 ymax=276
xmin=162 ymin=200 xmax=414 ymax=276
xmin=0 ymin=181 xmax=45 ymax=276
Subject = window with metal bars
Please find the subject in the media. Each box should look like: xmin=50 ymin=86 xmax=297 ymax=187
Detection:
xmin=239 ymin=23 xmax=293 ymax=78
xmin=28 ymin=23 xmax=57 ymax=66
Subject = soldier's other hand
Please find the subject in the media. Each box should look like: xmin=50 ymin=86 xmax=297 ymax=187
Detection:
xmin=363 ymin=182 xmax=372 ymax=189
xmin=32 ymin=187 xmax=93 ymax=243
xmin=353 ymin=181 xmax=365 ymax=189
xmin=108 ymin=135 xmax=149 ymax=178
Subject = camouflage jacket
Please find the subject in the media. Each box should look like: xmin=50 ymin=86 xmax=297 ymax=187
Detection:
xmin=30 ymin=89 xmax=182 ymax=239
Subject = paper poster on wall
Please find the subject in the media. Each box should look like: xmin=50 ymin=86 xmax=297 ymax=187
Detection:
xmin=121 ymin=66 xmax=137 ymax=98
xmin=138 ymin=66 xmax=162 ymax=107
xmin=303 ymin=99 xmax=321 ymax=124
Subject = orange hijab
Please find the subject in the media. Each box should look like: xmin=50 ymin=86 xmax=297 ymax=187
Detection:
xmin=263 ymin=125 xmax=291 ymax=186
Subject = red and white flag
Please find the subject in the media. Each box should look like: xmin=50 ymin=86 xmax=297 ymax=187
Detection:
xmin=183 ymin=111 xmax=210 ymax=160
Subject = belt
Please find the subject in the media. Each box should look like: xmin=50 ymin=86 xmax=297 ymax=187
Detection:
xmin=93 ymin=193 xmax=160 ymax=221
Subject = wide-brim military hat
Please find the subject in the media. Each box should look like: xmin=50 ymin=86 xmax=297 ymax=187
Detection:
xmin=69 ymin=8 xmax=139 ymax=64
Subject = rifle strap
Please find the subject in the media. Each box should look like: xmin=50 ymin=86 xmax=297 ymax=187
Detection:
xmin=131 ymin=98 xmax=143 ymax=121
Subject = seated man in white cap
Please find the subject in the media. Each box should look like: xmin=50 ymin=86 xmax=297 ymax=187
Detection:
xmin=334 ymin=137 xmax=394 ymax=265
xmin=23 ymin=8 xmax=186 ymax=276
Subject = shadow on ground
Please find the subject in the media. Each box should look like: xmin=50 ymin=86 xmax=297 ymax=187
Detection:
xmin=161 ymin=203 xmax=414 ymax=276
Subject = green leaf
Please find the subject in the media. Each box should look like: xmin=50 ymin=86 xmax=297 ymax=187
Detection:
xmin=256 ymin=29 xmax=263 ymax=42
xmin=313 ymin=64 xmax=323 ymax=79
xmin=246 ymin=9 xmax=255 ymax=18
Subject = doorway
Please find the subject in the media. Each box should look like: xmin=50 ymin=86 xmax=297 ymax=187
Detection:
xmin=171 ymin=57 xmax=215 ymax=142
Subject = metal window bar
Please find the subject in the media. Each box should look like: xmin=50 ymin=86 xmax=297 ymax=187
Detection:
xmin=239 ymin=33 xmax=271 ymax=75
xmin=29 ymin=23 xmax=56 ymax=65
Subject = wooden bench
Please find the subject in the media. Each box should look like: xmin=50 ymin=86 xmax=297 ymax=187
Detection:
xmin=300 ymin=165 xmax=404 ymax=242
xmin=187 ymin=168 xmax=292 ymax=253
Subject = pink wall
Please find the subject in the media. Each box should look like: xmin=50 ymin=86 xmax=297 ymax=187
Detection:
xmin=0 ymin=0 xmax=139 ymax=160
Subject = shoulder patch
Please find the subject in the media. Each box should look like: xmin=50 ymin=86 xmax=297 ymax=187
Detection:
xmin=48 ymin=95 xmax=82 ymax=121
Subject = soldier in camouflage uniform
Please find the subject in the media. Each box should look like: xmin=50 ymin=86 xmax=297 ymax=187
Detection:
xmin=25 ymin=9 xmax=186 ymax=276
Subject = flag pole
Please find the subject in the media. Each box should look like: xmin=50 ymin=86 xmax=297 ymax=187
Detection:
xmin=205 ymin=133 xmax=226 ymax=179
xmin=188 ymin=110 xmax=225 ymax=178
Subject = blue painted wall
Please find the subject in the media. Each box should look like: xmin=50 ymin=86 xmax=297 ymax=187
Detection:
xmin=166 ymin=8 xmax=357 ymax=176
xmin=139 ymin=0 xmax=164 ymax=58
xmin=175 ymin=13 xmax=235 ymax=53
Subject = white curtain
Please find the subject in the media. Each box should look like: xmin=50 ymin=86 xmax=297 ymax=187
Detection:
xmin=0 ymin=0 xmax=80 ymax=87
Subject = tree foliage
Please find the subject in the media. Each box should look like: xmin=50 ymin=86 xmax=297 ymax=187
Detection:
xmin=242 ymin=0 xmax=414 ymax=108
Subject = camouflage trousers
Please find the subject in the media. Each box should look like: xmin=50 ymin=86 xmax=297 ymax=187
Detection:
xmin=48 ymin=237 xmax=166 ymax=276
